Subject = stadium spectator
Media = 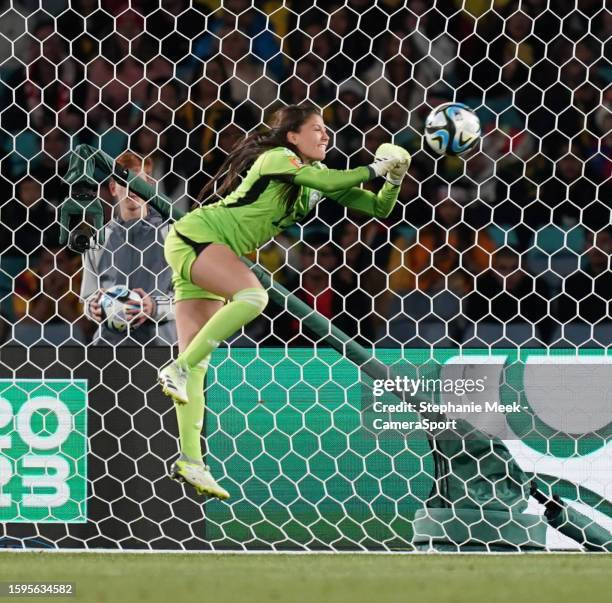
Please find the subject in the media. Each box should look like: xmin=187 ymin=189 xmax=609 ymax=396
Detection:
xmin=54 ymin=0 xmax=115 ymax=65
xmin=81 ymin=56 xmax=117 ymax=131
xmin=144 ymin=79 xmax=178 ymax=129
xmin=464 ymin=247 xmax=551 ymax=338
xmin=554 ymin=227 xmax=612 ymax=325
xmin=381 ymin=103 xmax=417 ymax=151
xmin=27 ymin=128 xmax=70 ymax=209
xmin=81 ymin=151 xmax=176 ymax=346
xmin=399 ymin=4 xmax=456 ymax=105
xmin=0 ymin=1 xmax=38 ymax=75
xmin=135 ymin=0 xmax=194 ymax=67
xmin=332 ymin=220 xmax=382 ymax=343
xmin=2 ymin=20 xmax=82 ymax=134
xmin=586 ymin=104 xmax=612 ymax=183
xmin=2 ymin=178 xmax=55 ymax=260
xmin=364 ymin=38 xmax=414 ymax=112
xmin=324 ymin=81 xmax=372 ymax=163
xmin=325 ymin=1 xmax=386 ymax=74
xmin=0 ymin=177 xmax=54 ymax=332
xmin=188 ymin=122 xmax=248 ymax=208
xmin=100 ymin=10 xmax=147 ymax=66
xmin=285 ymin=233 xmax=345 ymax=344
xmin=214 ymin=26 xmax=279 ymax=112
xmin=252 ymin=231 xmax=299 ymax=288
xmin=320 ymin=4 xmax=363 ymax=79
xmin=13 ymin=246 xmax=89 ymax=343
xmin=293 ymin=23 xmax=332 ymax=63
xmin=540 ymin=154 xmax=599 ymax=228
xmin=177 ymin=62 xmax=239 ymax=204
xmin=189 ymin=0 xmax=285 ymax=81
xmin=181 ymin=59 xmax=229 ymax=135
xmin=130 ymin=119 xmax=186 ymax=205
xmin=280 ymin=56 xmax=335 ymax=107
xmin=91 ymin=54 xmax=144 ymax=117
xmin=272 ymin=224 xmax=380 ymax=345
xmin=382 ymin=188 xmax=496 ymax=317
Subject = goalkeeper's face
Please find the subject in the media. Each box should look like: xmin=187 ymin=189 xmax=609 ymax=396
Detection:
xmin=287 ymin=114 xmax=329 ymax=163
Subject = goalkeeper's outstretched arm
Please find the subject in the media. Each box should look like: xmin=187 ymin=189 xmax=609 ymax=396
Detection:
xmin=323 ymin=144 xmax=411 ymax=218
xmin=260 ymin=142 xmax=411 ymax=218
xmin=325 ymin=181 xmax=401 ymax=219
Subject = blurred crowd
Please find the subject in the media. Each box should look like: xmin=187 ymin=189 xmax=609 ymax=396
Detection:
xmin=0 ymin=0 xmax=609 ymax=347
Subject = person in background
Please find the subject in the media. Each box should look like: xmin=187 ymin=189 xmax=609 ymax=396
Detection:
xmin=81 ymin=151 xmax=176 ymax=346
xmin=284 ymin=232 xmax=343 ymax=345
xmin=0 ymin=178 xmax=56 ymax=334
xmin=464 ymin=246 xmax=551 ymax=339
xmin=381 ymin=187 xmax=496 ymax=321
xmin=13 ymin=246 xmax=89 ymax=343
xmin=554 ymin=226 xmax=612 ymax=325
xmin=332 ymin=220 xmax=382 ymax=344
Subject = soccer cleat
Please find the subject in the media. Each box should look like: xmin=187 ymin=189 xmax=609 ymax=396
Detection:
xmin=170 ymin=456 xmax=230 ymax=500
xmin=158 ymin=360 xmax=188 ymax=405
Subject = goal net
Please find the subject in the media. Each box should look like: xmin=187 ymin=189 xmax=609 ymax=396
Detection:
xmin=0 ymin=1 xmax=610 ymax=551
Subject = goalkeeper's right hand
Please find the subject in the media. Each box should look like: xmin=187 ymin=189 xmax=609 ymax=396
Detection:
xmin=368 ymin=156 xmax=401 ymax=180
xmin=373 ymin=143 xmax=411 ymax=185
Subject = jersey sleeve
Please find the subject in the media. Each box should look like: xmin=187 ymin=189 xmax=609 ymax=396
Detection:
xmin=325 ymin=181 xmax=401 ymax=218
xmin=258 ymin=148 xmax=373 ymax=193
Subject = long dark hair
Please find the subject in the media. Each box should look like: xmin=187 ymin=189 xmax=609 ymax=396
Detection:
xmin=197 ymin=103 xmax=321 ymax=207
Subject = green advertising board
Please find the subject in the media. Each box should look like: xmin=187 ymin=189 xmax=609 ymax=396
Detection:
xmin=205 ymin=349 xmax=435 ymax=549
xmin=204 ymin=348 xmax=612 ymax=549
xmin=0 ymin=380 xmax=87 ymax=523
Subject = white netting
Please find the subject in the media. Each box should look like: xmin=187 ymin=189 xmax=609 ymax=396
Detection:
xmin=0 ymin=1 xmax=610 ymax=551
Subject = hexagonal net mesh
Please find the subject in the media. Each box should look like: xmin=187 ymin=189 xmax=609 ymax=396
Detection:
xmin=0 ymin=1 xmax=610 ymax=551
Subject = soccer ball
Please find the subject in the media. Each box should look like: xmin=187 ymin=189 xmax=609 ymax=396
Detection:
xmin=424 ymin=102 xmax=481 ymax=156
xmin=100 ymin=285 xmax=143 ymax=333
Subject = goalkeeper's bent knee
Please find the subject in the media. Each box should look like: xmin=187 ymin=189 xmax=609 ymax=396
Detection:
xmin=177 ymin=288 xmax=267 ymax=370
xmin=233 ymin=287 xmax=268 ymax=320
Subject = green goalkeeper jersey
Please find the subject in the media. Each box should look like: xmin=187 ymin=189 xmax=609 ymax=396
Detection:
xmin=174 ymin=146 xmax=400 ymax=256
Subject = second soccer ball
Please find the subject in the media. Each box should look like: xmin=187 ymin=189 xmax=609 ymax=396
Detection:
xmin=100 ymin=285 xmax=143 ymax=333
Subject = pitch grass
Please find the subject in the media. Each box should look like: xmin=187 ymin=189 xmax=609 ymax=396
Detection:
xmin=0 ymin=552 xmax=611 ymax=603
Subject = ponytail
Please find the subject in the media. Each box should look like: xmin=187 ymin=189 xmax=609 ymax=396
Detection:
xmin=197 ymin=103 xmax=321 ymax=209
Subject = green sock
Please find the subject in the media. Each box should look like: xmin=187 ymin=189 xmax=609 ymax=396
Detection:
xmin=175 ymin=362 xmax=207 ymax=461
xmin=178 ymin=287 xmax=268 ymax=369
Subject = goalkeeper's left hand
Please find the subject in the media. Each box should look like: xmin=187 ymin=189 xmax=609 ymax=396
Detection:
xmin=374 ymin=143 xmax=411 ymax=186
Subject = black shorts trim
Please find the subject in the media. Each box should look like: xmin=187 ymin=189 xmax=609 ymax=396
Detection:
xmin=174 ymin=228 xmax=213 ymax=257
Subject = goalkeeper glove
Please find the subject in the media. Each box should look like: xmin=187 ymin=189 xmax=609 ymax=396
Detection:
xmin=374 ymin=143 xmax=411 ymax=185
xmin=368 ymin=156 xmax=401 ymax=180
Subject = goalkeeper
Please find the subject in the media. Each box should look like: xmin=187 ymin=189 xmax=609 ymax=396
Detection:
xmin=159 ymin=103 xmax=410 ymax=499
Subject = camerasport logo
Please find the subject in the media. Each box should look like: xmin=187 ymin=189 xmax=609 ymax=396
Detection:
xmin=0 ymin=380 xmax=87 ymax=522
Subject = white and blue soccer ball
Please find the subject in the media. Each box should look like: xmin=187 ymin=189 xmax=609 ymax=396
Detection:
xmin=100 ymin=285 xmax=143 ymax=333
xmin=424 ymin=102 xmax=481 ymax=156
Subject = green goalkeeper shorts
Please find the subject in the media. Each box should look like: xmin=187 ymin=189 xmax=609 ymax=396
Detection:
xmin=164 ymin=226 xmax=226 ymax=303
